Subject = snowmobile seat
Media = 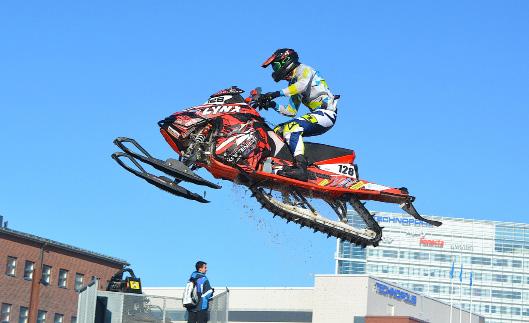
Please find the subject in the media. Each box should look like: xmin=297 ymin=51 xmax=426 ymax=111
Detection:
xmin=304 ymin=142 xmax=354 ymax=164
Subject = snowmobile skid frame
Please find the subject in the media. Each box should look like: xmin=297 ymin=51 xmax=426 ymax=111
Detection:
xmin=249 ymin=186 xmax=383 ymax=246
xmin=111 ymin=137 xmax=221 ymax=203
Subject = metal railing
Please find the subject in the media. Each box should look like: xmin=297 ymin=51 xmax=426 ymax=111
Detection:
xmin=78 ymin=280 xmax=229 ymax=323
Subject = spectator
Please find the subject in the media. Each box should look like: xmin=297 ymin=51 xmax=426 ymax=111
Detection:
xmin=187 ymin=261 xmax=214 ymax=323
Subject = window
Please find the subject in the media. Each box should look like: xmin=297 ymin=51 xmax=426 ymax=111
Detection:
xmin=433 ymin=254 xmax=451 ymax=262
xmin=493 ymin=258 xmax=508 ymax=267
xmin=1 ymin=304 xmax=11 ymax=323
xmin=18 ymin=307 xmax=28 ymax=323
xmin=37 ymin=311 xmax=46 ymax=323
xmin=6 ymin=257 xmax=16 ymax=276
xmin=412 ymin=284 xmax=424 ymax=292
xmin=411 ymin=251 xmax=429 ymax=261
xmin=41 ymin=265 xmax=51 ymax=285
xmin=470 ymin=256 xmax=491 ymax=266
xmin=58 ymin=269 xmax=68 ymax=288
xmin=382 ymin=250 xmax=398 ymax=258
xmin=512 ymin=259 xmax=522 ymax=268
xmin=493 ymin=274 xmax=508 ymax=283
xmin=512 ymin=275 xmax=522 ymax=284
xmin=24 ymin=261 xmax=34 ymax=280
xmin=75 ymin=273 xmax=84 ymax=291
xmin=54 ymin=314 xmax=63 ymax=323
xmin=70 ymin=317 xmax=76 ymax=323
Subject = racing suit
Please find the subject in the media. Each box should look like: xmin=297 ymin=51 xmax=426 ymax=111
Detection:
xmin=272 ymin=64 xmax=337 ymax=157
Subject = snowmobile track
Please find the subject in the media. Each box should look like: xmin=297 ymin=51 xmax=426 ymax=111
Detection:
xmin=249 ymin=187 xmax=382 ymax=247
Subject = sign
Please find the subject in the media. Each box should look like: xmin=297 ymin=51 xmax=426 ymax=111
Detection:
xmin=374 ymin=215 xmax=433 ymax=227
xmin=419 ymin=237 xmax=445 ymax=248
xmin=450 ymin=242 xmax=474 ymax=251
xmin=374 ymin=282 xmax=417 ymax=306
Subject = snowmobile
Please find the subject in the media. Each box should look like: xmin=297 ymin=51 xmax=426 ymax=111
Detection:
xmin=112 ymin=86 xmax=441 ymax=247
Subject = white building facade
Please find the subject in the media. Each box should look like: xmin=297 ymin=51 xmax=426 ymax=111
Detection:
xmin=336 ymin=211 xmax=529 ymax=323
xmin=144 ymin=275 xmax=483 ymax=323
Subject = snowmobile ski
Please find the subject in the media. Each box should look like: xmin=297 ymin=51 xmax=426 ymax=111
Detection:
xmin=112 ymin=137 xmax=221 ymax=203
xmin=111 ymin=151 xmax=209 ymax=203
xmin=113 ymin=137 xmax=221 ymax=189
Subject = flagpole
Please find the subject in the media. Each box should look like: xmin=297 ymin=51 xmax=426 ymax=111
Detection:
xmin=449 ymin=276 xmax=454 ymax=323
xmin=469 ymin=272 xmax=473 ymax=323
xmin=449 ymin=259 xmax=455 ymax=323
xmin=459 ymin=263 xmax=463 ymax=323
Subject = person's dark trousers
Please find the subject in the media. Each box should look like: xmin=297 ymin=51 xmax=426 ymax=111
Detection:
xmin=187 ymin=310 xmax=208 ymax=323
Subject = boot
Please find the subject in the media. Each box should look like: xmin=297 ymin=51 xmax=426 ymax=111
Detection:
xmin=277 ymin=155 xmax=309 ymax=181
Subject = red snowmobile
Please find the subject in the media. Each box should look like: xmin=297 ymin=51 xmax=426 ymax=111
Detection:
xmin=112 ymin=86 xmax=441 ymax=247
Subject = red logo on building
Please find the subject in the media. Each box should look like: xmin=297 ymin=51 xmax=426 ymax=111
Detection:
xmin=420 ymin=237 xmax=444 ymax=248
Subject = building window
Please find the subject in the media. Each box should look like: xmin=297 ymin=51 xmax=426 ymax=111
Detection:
xmin=18 ymin=307 xmax=28 ymax=323
xmin=1 ymin=304 xmax=12 ymax=323
xmin=70 ymin=317 xmax=76 ymax=323
xmin=512 ymin=259 xmax=522 ymax=268
xmin=5 ymin=257 xmax=17 ymax=276
xmin=470 ymin=256 xmax=491 ymax=266
xmin=75 ymin=273 xmax=84 ymax=291
xmin=58 ymin=269 xmax=68 ymax=288
xmin=54 ymin=314 xmax=63 ymax=323
xmin=492 ymin=274 xmax=508 ymax=283
xmin=41 ymin=265 xmax=51 ymax=285
xmin=24 ymin=261 xmax=35 ymax=280
xmin=382 ymin=250 xmax=398 ymax=258
xmin=37 ymin=310 xmax=46 ymax=323
xmin=493 ymin=258 xmax=508 ymax=267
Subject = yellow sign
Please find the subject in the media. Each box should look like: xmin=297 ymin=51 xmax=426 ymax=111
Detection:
xmin=129 ymin=281 xmax=140 ymax=289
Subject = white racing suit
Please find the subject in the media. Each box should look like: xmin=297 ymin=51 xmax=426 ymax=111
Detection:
xmin=272 ymin=63 xmax=337 ymax=157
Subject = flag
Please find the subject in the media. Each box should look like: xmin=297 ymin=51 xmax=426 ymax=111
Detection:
xmin=469 ymin=272 xmax=473 ymax=287
xmin=459 ymin=264 xmax=464 ymax=282
xmin=450 ymin=261 xmax=455 ymax=279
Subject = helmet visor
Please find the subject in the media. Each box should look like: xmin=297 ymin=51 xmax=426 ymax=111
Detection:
xmin=272 ymin=61 xmax=282 ymax=72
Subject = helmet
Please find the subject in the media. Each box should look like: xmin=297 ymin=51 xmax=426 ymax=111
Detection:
xmin=261 ymin=48 xmax=300 ymax=82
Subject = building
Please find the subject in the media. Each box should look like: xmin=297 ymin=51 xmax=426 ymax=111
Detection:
xmin=0 ymin=218 xmax=129 ymax=323
xmin=336 ymin=211 xmax=529 ymax=323
xmin=143 ymin=275 xmax=483 ymax=323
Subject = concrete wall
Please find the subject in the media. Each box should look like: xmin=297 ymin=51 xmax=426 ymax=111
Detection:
xmin=312 ymin=275 xmax=369 ymax=323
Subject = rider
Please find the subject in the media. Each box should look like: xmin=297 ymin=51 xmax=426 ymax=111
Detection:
xmin=259 ymin=48 xmax=337 ymax=181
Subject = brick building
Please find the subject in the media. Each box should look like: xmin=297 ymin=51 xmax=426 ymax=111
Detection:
xmin=0 ymin=218 xmax=128 ymax=323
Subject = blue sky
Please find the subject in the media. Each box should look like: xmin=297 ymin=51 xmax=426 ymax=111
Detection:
xmin=1 ymin=1 xmax=528 ymax=287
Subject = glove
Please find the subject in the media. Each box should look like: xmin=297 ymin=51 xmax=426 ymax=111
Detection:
xmin=256 ymin=97 xmax=277 ymax=110
xmin=256 ymin=91 xmax=280 ymax=110
xmin=261 ymin=91 xmax=281 ymax=100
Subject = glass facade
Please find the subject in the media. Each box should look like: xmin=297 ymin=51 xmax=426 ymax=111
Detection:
xmin=336 ymin=211 xmax=529 ymax=323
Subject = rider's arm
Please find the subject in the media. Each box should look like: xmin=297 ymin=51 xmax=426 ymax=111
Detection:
xmin=273 ymin=96 xmax=301 ymax=117
xmin=280 ymin=66 xmax=313 ymax=97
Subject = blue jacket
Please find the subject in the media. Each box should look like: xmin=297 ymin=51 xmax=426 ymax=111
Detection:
xmin=188 ymin=271 xmax=213 ymax=312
